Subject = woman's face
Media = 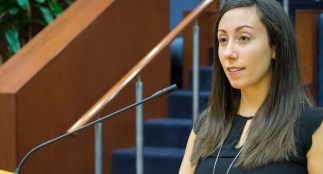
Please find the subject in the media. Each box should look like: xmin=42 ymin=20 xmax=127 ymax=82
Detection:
xmin=217 ymin=7 xmax=275 ymax=91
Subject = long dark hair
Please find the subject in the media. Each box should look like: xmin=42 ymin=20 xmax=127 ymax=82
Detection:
xmin=191 ymin=0 xmax=312 ymax=168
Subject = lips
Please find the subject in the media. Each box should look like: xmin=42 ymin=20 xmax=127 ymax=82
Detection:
xmin=227 ymin=66 xmax=245 ymax=75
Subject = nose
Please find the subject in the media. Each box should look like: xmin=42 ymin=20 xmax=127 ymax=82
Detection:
xmin=222 ymin=41 xmax=238 ymax=60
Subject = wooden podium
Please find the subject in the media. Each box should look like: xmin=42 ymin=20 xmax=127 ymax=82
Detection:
xmin=0 ymin=0 xmax=169 ymax=173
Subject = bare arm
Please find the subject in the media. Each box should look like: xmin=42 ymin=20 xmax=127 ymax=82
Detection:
xmin=179 ymin=130 xmax=197 ymax=174
xmin=307 ymin=121 xmax=323 ymax=173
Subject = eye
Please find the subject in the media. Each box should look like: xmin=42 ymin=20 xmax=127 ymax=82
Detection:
xmin=218 ymin=37 xmax=227 ymax=45
xmin=239 ymin=35 xmax=250 ymax=43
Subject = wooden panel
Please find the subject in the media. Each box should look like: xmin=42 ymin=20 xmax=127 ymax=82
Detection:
xmin=0 ymin=0 xmax=169 ymax=173
xmin=0 ymin=95 xmax=16 ymax=170
xmin=296 ymin=10 xmax=321 ymax=100
xmin=182 ymin=11 xmax=216 ymax=89
xmin=205 ymin=0 xmax=219 ymax=13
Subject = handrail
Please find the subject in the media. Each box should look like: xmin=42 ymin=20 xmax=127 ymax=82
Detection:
xmin=67 ymin=0 xmax=214 ymax=132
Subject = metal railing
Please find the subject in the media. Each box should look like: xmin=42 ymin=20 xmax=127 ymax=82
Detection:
xmin=192 ymin=20 xmax=200 ymax=120
xmin=283 ymin=0 xmax=289 ymax=15
xmin=67 ymin=0 xmax=214 ymax=133
xmin=66 ymin=1 xmax=215 ymax=174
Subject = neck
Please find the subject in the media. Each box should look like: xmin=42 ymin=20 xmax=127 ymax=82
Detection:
xmin=238 ymin=85 xmax=269 ymax=117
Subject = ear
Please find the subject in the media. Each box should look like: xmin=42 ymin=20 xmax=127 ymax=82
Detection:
xmin=271 ymin=47 xmax=276 ymax=59
xmin=271 ymin=48 xmax=276 ymax=59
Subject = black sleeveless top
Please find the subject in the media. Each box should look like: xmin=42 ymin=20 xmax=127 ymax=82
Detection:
xmin=194 ymin=106 xmax=323 ymax=174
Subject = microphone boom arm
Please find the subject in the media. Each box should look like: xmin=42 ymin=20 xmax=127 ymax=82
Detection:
xmin=15 ymin=84 xmax=177 ymax=174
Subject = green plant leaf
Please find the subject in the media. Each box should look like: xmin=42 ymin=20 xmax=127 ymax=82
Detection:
xmin=34 ymin=0 xmax=46 ymax=3
xmin=0 ymin=0 xmax=74 ymax=61
xmin=17 ymin=0 xmax=30 ymax=9
xmin=0 ymin=11 xmax=7 ymax=21
xmin=34 ymin=5 xmax=54 ymax=24
xmin=48 ymin=0 xmax=63 ymax=17
xmin=4 ymin=28 xmax=21 ymax=55
xmin=9 ymin=7 xmax=19 ymax=15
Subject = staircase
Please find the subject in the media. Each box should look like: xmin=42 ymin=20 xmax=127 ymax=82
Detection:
xmin=112 ymin=67 xmax=212 ymax=174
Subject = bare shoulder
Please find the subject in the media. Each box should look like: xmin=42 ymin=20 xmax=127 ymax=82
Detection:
xmin=307 ymin=121 xmax=323 ymax=174
xmin=179 ymin=130 xmax=197 ymax=174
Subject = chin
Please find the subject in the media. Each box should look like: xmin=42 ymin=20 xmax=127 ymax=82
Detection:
xmin=231 ymin=85 xmax=242 ymax=89
xmin=228 ymin=82 xmax=243 ymax=89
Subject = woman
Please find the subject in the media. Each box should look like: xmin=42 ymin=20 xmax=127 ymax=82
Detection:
xmin=179 ymin=0 xmax=323 ymax=173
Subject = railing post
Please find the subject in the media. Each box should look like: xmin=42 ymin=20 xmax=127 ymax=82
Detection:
xmin=220 ymin=0 xmax=226 ymax=8
xmin=136 ymin=76 xmax=144 ymax=174
xmin=192 ymin=20 xmax=200 ymax=121
xmin=94 ymin=122 xmax=103 ymax=174
xmin=283 ymin=0 xmax=289 ymax=15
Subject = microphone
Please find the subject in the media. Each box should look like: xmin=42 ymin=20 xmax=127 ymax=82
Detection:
xmin=150 ymin=84 xmax=178 ymax=98
xmin=15 ymin=84 xmax=178 ymax=174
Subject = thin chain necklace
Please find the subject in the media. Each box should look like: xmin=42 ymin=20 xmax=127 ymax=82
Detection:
xmin=212 ymin=115 xmax=252 ymax=174
xmin=212 ymin=144 xmax=244 ymax=174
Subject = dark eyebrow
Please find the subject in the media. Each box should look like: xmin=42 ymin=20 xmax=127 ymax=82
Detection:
xmin=218 ymin=25 xmax=255 ymax=33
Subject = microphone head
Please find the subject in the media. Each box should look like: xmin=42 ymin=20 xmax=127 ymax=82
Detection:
xmin=162 ymin=84 xmax=178 ymax=95
xmin=151 ymin=84 xmax=178 ymax=98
